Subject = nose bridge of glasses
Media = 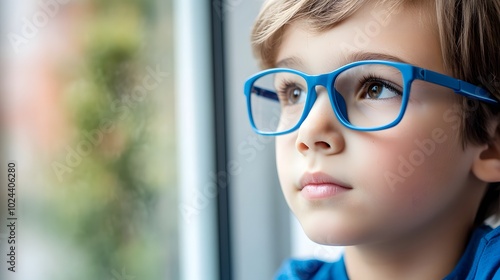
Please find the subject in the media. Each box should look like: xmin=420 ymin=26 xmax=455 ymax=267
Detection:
xmin=310 ymin=73 xmax=330 ymax=89
xmin=306 ymin=74 xmax=330 ymax=101
xmin=309 ymin=74 xmax=348 ymax=121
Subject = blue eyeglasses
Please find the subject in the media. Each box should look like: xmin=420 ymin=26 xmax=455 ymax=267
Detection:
xmin=243 ymin=60 xmax=498 ymax=135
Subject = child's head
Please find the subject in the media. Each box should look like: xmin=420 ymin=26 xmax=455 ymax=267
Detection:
xmin=247 ymin=0 xmax=500 ymax=245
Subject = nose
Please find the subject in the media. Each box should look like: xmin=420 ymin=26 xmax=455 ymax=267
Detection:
xmin=295 ymin=91 xmax=345 ymax=156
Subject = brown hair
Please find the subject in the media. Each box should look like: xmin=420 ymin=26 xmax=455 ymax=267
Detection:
xmin=436 ymin=0 xmax=500 ymax=225
xmin=251 ymin=0 xmax=500 ymax=223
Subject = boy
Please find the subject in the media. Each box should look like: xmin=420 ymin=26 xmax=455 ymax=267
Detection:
xmin=243 ymin=0 xmax=500 ymax=279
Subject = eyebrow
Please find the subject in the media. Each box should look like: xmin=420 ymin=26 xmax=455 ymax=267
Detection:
xmin=275 ymin=57 xmax=304 ymax=68
xmin=275 ymin=51 xmax=412 ymax=70
xmin=347 ymin=51 xmax=411 ymax=64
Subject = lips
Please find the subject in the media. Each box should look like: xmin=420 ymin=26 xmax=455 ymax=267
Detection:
xmin=299 ymin=172 xmax=351 ymax=189
xmin=299 ymin=172 xmax=352 ymax=199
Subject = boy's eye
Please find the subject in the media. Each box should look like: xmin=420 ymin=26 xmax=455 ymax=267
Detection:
xmin=288 ymin=87 xmax=304 ymax=104
xmin=360 ymin=79 xmax=402 ymax=100
xmin=278 ymin=83 xmax=307 ymax=105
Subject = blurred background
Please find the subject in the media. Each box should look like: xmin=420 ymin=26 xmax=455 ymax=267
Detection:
xmin=1 ymin=0 xmax=177 ymax=279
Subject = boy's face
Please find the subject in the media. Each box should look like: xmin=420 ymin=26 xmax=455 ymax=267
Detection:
xmin=275 ymin=1 xmax=485 ymax=245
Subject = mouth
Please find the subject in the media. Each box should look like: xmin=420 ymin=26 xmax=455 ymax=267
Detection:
xmin=299 ymin=172 xmax=352 ymax=200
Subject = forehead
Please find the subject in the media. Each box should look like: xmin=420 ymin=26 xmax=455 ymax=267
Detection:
xmin=275 ymin=1 xmax=443 ymax=75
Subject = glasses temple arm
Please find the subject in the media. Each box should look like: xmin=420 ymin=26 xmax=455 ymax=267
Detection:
xmin=252 ymin=86 xmax=279 ymax=102
xmin=418 ymin=68 xmax=498 ymax=104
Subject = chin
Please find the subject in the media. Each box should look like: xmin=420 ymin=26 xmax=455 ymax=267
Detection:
xmin=299 ymin=214 xmax=362 ymax=246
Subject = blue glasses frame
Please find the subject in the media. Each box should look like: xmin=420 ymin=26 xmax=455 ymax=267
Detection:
xmin=243 ymin=60 xmax=498 ymax=135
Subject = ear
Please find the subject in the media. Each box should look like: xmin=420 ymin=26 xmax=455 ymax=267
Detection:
xmin=472 ymin=122 xmax=500 ymax=183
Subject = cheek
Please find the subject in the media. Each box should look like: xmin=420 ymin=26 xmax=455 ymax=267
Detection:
xmin=275 ymin=133 xmax=311 ymax=214
xmin=356 ymin=97 xmax=459 ymax=188
xmin=275 ymin=135 xmax=297 ymax=188
xmin=350 ymin=121 xmax=467 ymax=215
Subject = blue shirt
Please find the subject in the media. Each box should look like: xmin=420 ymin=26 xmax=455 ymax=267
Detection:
xmin=275 ymin=225 xmax=500 ymax=280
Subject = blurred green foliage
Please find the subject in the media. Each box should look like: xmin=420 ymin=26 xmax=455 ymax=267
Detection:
xmin=40 ymin=0 xmax=177 ymax=279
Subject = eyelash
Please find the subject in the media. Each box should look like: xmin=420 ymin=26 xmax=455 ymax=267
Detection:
xmin=278 ymin=80 xmax=300 ymax=93
xmin=358 ymin=74 xmax=403 ymax=96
